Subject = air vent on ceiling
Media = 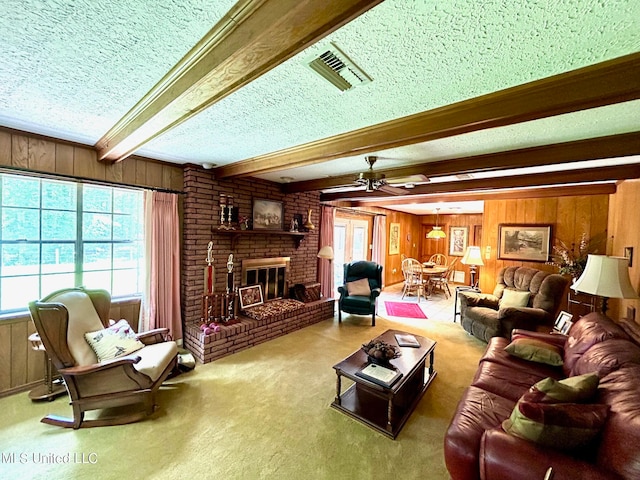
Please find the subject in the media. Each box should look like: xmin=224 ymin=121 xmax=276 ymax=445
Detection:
xmin=305 ymin=42 xmax=372 ymax=92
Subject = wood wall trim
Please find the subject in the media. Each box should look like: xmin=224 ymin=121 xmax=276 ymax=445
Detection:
xmin=283 ymin=132 xmax=640 ymax=193
xmin=95 ymin=0 xmax=383 ymax=162
xmin=214 ymin=52 xmax=640 ymax=178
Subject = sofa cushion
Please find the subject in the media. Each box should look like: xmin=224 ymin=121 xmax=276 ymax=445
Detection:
xmin=504 ymin=336 xmax=564 ymax=366
xmin=346 ymin=278 xmax=371 ymax=296
xmin=132 ymin=341 xmax=178 ymax=382
xmin=619 ymin=318 xmax=640 ymax=346
xmin=85 ymin=319 xmax=145 ymax=362
xmin=499 ymin=289 xmax=530 ymax=308
xmin=444 ymin=386 xmax=516 ymax=480
xmin=472 ymin=359 xmax=555 ymax=402
xmin=480 ymin=336 xmax=564 ymax=380
xmin=563 ymin=313 xmax=631 ymax=376
xmin=503 ymin=401 xmax=609 ymax=450
xmin=572 ymin=339 xmax=640 ymax=377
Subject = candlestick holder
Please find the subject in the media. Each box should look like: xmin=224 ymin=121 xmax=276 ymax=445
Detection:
xmin=226 ymin=196 xmax=235 ymax=230
xmin=218 ymin=194 xmax=229 ymax=230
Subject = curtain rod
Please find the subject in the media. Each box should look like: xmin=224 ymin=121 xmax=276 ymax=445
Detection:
xmin=0 ymin=166 xmax=184 ymax=194
xmin=334 ymin=207 xmax=385 ymax=216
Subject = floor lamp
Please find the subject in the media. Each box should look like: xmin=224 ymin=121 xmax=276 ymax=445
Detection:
xmin=571 ymin=254 xmax=639 ymax=314
xmin=317 ymin=245 xmax=334 ymax=298
xmin=461 ymin=246 xmax=484 ymax=287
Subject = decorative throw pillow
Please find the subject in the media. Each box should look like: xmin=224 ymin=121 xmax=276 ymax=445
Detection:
xmin=522 ymin=373 xmax=600 ymax=404
xmin=84 ymin=319 xmax=144 ymax=362
xmin=502 ymin=401 xmax=609 ymax=450
xmin=346 ymin=278 xmax=371 ymax=296
xmin=499 ymin=289 xmax=531 ymax=308
xmin=504 ymin=337 xmax=564 ymax=366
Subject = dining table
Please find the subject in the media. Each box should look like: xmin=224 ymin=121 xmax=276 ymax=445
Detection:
xmin=420 ymin=263 xmax=448 ymax=297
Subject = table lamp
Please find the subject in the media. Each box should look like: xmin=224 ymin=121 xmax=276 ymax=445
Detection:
xmin=461 ymin=246 xmax=484 ymax=287
xmin=571 ymin=254 xmax=639 ymax=314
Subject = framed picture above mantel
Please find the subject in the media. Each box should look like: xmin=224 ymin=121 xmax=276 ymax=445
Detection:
xmin=252 ymin=198 xmax=283 ymax=230
xmin=497 ymin=224 xmax=552 ymax=262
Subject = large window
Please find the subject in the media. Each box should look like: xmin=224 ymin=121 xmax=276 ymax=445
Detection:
xmin=0 ymin=173 xmax=144 ymax=313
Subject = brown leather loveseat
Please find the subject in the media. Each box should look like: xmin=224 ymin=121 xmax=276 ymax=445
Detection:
xmin=444 ymin=312 xmax=640 ymax=480
xmin=458 ymin=266 xmax=569 ymax=342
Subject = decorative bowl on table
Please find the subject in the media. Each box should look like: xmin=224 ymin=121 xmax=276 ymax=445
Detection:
xmin=361 ymin=340 xmax=401 ymax=365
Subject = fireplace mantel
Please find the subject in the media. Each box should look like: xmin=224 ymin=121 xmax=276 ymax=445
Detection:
xmin=213 ymin=229 xmax=307 ymax=249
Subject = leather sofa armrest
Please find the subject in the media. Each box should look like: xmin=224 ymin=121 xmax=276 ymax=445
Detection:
xmin=459 ymin=292 xmax=499 ymax=309
xmin=480 ymin=427 xmax=619 ymax=480
xmin=499 ymin=307 xmax=551 ymax=332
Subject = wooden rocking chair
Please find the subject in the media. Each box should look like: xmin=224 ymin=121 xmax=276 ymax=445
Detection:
xmin=28 ymin=287 xmax=178 ymax=429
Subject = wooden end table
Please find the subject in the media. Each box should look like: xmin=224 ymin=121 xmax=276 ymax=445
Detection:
xmin=331 ymin=329 xmax=437 ymax=439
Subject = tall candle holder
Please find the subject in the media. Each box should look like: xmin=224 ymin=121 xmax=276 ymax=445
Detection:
xmin=218 ymin=194 xmax=228 ymax=230
xmin=226 ymin=195 xmax=235 ymax=230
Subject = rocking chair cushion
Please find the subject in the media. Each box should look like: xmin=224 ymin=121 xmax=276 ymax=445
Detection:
xmin=85 ymin=319 xmax=145 ymax=362
xmin=133 ymin=341 xmax=179 ymax=381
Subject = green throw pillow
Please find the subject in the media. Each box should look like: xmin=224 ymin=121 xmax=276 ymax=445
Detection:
xmin=504 ymin=337 xmax=564 ymax=366
xmin=503 ymin=401 xmax=609 ymax=450
xmin=523 ymin=373 xmax=600 ymax=404
xmin=499 ymin=289 xmax=531 ymax=308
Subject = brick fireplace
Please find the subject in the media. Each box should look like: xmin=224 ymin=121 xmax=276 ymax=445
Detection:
xmin=182 ymin=165 xmax=326 ymax=326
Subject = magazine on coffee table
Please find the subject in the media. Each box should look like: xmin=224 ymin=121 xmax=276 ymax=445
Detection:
xmin=356 ymin=363 xmax=403 ymax=388
xmin=394 ymin=333 xmax=420 ymax=348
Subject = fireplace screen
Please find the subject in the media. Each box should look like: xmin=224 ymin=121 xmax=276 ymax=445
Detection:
xmin=242 ymin=257 xmax=290 ymax=301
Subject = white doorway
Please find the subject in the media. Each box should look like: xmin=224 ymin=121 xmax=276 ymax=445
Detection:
xmin=333 ymin=217 xmax=370 ymax=296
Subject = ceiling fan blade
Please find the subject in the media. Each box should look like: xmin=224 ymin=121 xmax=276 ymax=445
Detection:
xmin=378 ymin=184 xmax=408 ymax=195
xmin=387 ymin=173 xmax=429 ymax=184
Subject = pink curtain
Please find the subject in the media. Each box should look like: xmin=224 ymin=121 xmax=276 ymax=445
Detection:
xmin=372 ymin=215 xmax=386 ymax=288
xmin=140 ymin=191 xmax=182 ymax=340
xmin=318 ymin=205 xmax=335 ymax=298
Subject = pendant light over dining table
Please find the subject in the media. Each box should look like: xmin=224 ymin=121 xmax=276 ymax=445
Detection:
xmin=427 ymin=208 xmax=446 ymax=239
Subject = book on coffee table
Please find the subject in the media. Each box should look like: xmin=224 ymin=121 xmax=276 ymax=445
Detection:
xmin=394 ymin=333 xmax=420 ymax=348
xmin=356 ymin=363 xmax=403 ymax=388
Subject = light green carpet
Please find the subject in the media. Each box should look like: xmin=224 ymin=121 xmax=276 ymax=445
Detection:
xmin=0 ymin=309 xmax=485 ymax=480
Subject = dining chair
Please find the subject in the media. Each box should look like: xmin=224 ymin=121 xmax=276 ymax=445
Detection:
xmin=401 ymin=258 xmax=428 ymax=302
xmin=428 ymin=253 xmax=448 ymax=266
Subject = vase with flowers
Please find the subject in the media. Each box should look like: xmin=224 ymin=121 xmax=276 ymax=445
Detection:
xmin=546 ymin=232 xmax=605 ymax=280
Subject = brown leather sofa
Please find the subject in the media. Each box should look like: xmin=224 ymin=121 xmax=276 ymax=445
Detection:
xmin=458 ymin=266 xmax=569 ymax=342
xmin=444 ymin=312 xmax=640 ymax=480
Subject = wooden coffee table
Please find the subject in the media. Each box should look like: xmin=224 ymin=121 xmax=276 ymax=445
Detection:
xmin=330 ymin=329 xmax=437 ymax=439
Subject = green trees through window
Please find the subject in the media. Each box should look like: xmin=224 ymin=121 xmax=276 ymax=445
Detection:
xmin=0 ymin=173 xmax=144 ymax=313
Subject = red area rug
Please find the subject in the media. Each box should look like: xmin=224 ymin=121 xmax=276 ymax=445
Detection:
xmin=384 ymin=301 xmax=428 ymax=319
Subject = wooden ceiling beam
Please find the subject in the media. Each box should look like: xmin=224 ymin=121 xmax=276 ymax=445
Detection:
xmin=331 ymin=183 xmax=618 ymax=208
xmin=320 ymin=164 xmax=640 ymax=202
xmin=214 ymin=52 xmax=640 ymax=178
xmin=94 ymin=0 xmax=384 ymax=162
xmin=282 ymin=132 xmax=640 ymax=193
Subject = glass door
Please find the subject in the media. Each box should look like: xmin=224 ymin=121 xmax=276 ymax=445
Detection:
xmin=333 ymin=217 xmax=369 ymax=296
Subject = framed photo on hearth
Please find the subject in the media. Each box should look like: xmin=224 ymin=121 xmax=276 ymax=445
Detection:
xmin=252 ymin=198 xmax=283 ymax=230
xmin=238 ymin=284 xmax=264 ymax=309
xmin=498 ymin=224 xmax=552 ymax=262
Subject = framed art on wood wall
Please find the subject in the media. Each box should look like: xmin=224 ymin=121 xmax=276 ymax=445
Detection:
xmin=449 ymin=226 xmax=469 ymax=257
xmin=389 ymin=223 xmax=400 ymax=255
xmin=252 ymin=198 xmax=283 ymax=230
xmin=498 ymin=224 xmax=552 ymax=262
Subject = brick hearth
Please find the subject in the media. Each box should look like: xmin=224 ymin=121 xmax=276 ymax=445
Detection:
xmin=184 ymin=299 xmax=335 ymax=363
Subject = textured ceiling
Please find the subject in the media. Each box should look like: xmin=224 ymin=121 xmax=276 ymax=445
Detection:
xmin=0 ymin=0 xmax=639 ymax=214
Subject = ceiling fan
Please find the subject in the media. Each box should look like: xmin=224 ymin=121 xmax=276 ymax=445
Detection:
xmin=354 ymin=156 xmax=427 ymax=195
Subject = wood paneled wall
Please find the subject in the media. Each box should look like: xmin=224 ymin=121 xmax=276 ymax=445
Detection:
xmin=0 ymin=129 xmax=183 ymax=397
xmin=607 ymin=179 xmax=640 ymax=321
xmin=479 ymin=195 xmax=609 ymax=302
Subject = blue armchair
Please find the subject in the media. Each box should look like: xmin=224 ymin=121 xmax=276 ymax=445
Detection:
xmin=337 ymin=261 xmax=383 ymax=326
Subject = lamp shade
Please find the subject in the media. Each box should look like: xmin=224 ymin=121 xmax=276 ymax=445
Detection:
xmin=317 ymin=245 xmax=334 ymax=260
xmin=427 ymin=226 xmax=446 ymax=239
xmin=461 ymin=246 xmax=484 ymax=266
xmin=572 ymin=254 xmax=638 ymax=299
